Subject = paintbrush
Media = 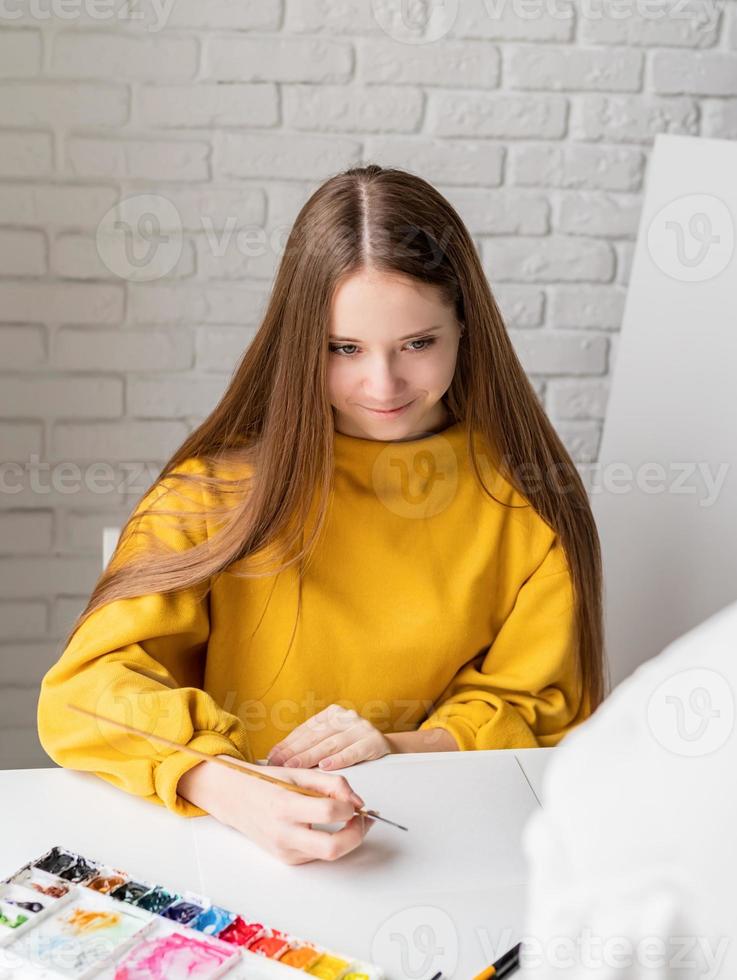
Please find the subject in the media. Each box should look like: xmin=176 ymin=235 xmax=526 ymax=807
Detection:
xmin=66 ymin=703 xmax=408 ymax=832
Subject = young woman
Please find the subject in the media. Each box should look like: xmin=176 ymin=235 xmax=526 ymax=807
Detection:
xmin=37 ymin=164 xmax=606 ymax=866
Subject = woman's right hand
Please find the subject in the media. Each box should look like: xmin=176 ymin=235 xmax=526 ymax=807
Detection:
xmin=177 ymin=754 xmax=375 ymax=865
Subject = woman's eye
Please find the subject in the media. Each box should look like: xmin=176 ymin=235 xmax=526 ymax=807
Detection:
xmin=407 ymin=338 xmax=435 ymax=352
xmin=328 ymin=338 xmax=436 ymax=357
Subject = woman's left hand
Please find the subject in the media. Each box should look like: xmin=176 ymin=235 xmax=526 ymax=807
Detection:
xmin=266 ymin=704 xmax=394 ymax=770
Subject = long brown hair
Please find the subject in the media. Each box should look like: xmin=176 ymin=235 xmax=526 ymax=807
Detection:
xmin=63 ymin=164 xmax=607 ymax=710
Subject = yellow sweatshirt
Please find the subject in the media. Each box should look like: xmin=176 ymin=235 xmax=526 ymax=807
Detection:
xmin=37 ymin=420 xmax=587 ymax=818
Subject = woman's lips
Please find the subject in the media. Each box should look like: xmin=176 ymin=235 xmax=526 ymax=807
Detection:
xmin=361 ymin=399 xmax=415 ymax=417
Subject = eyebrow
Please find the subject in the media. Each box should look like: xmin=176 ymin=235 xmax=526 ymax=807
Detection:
xmin=328 ymin=324 xmax=446 ymax=343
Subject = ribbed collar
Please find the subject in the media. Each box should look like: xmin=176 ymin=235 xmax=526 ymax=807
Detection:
xmin=332 ymin=418 xmax=469 ymax=475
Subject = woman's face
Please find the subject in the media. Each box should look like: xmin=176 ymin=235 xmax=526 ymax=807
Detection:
xmin=327 ymin=268 xmax=463 ymax=441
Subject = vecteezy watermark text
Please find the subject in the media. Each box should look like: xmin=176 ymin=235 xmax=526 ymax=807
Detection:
xmin=0 ymin=0 xmax=177 ymax=32
xmin=0 ymin=455 xmax=731 ymax=510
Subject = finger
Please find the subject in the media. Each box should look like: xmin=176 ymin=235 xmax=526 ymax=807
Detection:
xmin=267 ymin=716 xmax=335 ymax=764
xmin=283 ymin=728 xmax=363 ymax=769
xmin=269 ymin=706 xmax=356 ymax=763
xmin=286 ymin=813 xmax=375 ymax=862
xmin=287 ymin=793 xmax=357 ymax=826
xmin=317 ymin=735 xmax=380 ymax=770
xmin=281 ymin=768 xmax=365 ymax=816
xmin=246 ymin=775 xmax=356 ymax=830
xmin=282 ymin=716 xmax=371 ymax=766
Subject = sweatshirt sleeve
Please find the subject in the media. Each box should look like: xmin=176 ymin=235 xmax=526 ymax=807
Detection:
xmin=417 ymin=525 xmax=585 ymax=751
xmin=36 ymin=458 xmax=255 ymax=818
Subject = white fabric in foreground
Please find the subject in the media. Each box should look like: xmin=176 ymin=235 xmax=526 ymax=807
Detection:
xmin=517 ymin=598 xmax=737 ymax=980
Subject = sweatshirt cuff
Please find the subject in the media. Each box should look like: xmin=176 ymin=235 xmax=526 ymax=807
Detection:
xmin=419 ymin=705 xmax=540 ymax=751
xmin=154 ymin=731 xmax=247 ymax=818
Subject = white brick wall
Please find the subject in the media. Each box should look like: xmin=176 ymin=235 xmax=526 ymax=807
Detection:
xmin=1 ymin=0 xmax=736 ymax=766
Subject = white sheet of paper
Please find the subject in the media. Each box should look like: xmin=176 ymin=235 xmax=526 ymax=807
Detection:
xmin=190 ymin=751 xmax=537 ymax=973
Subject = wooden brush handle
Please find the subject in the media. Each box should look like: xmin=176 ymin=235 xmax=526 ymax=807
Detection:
xmin=67 ymin=703 xmax=339 ymax=802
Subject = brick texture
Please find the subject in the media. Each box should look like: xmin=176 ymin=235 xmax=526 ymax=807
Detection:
xmin=0 ymin=0 xmax=734 ymax=765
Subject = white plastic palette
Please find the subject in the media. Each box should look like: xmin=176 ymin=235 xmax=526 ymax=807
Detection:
xmin=7 ymin=888 xmax=152 ymax=978
xmin=0 ymin=847 xmax=384 ymax=979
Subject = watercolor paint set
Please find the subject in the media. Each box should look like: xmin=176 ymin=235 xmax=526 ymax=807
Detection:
xmin=0 ymin=846 xmax=384 ymax=980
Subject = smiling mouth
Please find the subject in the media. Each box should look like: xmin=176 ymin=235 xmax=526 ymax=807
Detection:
xmin=361 ymin=400 xmax=414 ymax=414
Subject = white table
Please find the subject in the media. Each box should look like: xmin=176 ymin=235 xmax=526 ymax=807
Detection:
xmin=0 ymin=749 xmax=556 ymax=980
